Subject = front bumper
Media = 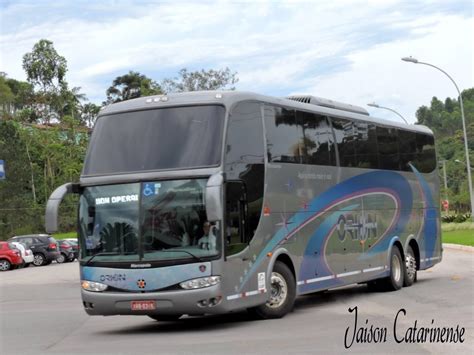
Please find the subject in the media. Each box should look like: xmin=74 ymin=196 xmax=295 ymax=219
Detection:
xmin=81 ymin=284 xmax=229 ymax=316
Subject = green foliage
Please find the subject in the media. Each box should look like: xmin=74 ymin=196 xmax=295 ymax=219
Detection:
xmin=417 ymin=88 xmax=474 ymax=213
xmin=22 ymin=39 xmax=67 ymax=93
xmin=441 ymin=213 xmax=472 ymax=223
xmin=161 ymin=67 xmax=238 ymax=93
xmin=105 ymin=71 xmax=162 ymax=104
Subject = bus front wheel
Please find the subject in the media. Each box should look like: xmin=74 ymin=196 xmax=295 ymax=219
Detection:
xmin=248 ymin=261 xmax=296 ymax=319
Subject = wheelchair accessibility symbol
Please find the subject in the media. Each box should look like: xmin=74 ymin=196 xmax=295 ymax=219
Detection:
xmin=142 ymin=183 xmax=161 ymax=197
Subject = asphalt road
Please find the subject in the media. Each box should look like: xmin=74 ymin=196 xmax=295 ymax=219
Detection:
xmin=1 ymin=247 xmax=473 ymax=355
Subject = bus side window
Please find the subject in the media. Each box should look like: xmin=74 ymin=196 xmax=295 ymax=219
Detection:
xmin=224 ymin=102 xmax=265 ymax=256
xmin=377 ymin=126 xmax=400 ymax=170
xmin=398 ymin=130 xmax=417 ymax=171
xmin=298 ymin=111 xmax=336 ymax=166
xmin=330 ymin=117 xmax=356 ymax=167
xmin=413 ymin=133 xmax=436 ymax=173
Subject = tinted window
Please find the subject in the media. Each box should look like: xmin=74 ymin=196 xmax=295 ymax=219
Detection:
xmin=225 ymin=102 xmax=265 ymax=254
xmin=298 ymin=111 xmax=335 ymax=166
xmin=84 ymin=105 xmax=225 ymax=175
xmin=398 ymin=130 xmax=417 ymax=171
xmin=413 ymin=133 xmax=436 ymax=173
xmin=265 ymin=106 xmax=304 ymax=163
xmin=331 ymin=117 xmax=356 ymax=167
xmin=377 ymin=127 xmax=400 ymax=170
xmin=354 ymin=122 xmax=378 ymax=169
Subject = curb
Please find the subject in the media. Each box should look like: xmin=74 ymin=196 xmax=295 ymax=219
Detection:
xmin=442 ymin=243 xmax=474 ymax=252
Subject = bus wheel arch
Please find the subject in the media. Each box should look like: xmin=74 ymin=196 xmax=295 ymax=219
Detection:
xmin=250 ymin=250 xmax=296 ymax=319
xmin=275 ymin=253 xmax=296 ymax=283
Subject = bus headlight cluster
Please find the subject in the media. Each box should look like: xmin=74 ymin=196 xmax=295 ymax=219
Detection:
xmin=180 ymin=276 xmax=221 ymax=290
xmin=81 ymin=280 xmax=108 ymax=292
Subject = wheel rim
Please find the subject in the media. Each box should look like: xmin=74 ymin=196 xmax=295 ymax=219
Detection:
xmin=392 ymin=254 xmax=401 ymax=283
xmin=267 ymin=272 xmax=288 ymax=309
xmin=405 ymin=251 xmax=416 ymax=281
xmin=0 ymin=260 xmax=10 ymax=271
xmin=57 ymin=254 xmax=65 ymax=263
xmin=33 ymin=254 xmax=44 ymax=266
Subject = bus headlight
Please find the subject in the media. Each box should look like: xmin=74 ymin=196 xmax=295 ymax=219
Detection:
xmin=180 ymin=276 xmax=221 ymax=290
xmin=81 ymin=280 xmax=108 ymax=292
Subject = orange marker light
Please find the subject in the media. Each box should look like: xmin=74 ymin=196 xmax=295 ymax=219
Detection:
xmin=263 ymin=205 xmax=271 ymax=216
xmin=267 ymin=252 xmax=273 ymax=257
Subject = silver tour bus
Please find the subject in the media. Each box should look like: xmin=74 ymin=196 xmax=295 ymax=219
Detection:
xmin=45 ymin=91 xmax=441 ymax=320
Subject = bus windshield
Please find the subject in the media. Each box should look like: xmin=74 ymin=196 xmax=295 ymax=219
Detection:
xmin=78 ymin=179 xmax=220 ymax=264
xmin=83 ymin=105 xmax=225 ymax=176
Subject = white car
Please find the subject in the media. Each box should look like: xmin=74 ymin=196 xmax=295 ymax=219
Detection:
xmin=10 ymin=242 xmax=34 ymax=267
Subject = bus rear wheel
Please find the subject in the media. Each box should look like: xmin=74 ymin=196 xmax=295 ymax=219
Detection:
xmin=248 ymin=261 xmax=296 ymax=319
xmin=381 ymin=247 xmax=404 ymax=291
xmin=403 ymin=245 xmax=417 ymax=287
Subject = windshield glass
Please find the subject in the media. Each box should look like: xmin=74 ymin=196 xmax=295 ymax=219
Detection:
xmin=79 ymin=179 xmax=220 ymax=264
xmin=83 ymin=105 xmax=225 ymax=175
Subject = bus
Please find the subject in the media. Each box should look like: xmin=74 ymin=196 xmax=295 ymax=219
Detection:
xmin=45 ymin=91 xmax=441 ymax=320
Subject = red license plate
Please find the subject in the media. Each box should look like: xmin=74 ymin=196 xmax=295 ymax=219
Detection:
xmin=131 ymin=300 xmax=156 ymax=311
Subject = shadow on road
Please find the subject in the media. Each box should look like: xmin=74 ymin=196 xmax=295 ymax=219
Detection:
xmin=97 ymin=278 xmax=435 ymax=335
xmin=97 ymin=312 xmax=253 ymax=335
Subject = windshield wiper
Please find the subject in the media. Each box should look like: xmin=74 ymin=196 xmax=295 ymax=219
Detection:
xmin=149 ymin=249 xmax=204 ymax=262
xmin=84 ymin=252 xmax=133 ymax=266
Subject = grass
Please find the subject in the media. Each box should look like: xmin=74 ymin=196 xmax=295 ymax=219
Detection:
xmin=442 ymin=229 xmax=474 ymax=247
xmin=52 ymin=231 xmax=77 ymax=240
xmin=441 ymin=222 xmax=474 ymax=232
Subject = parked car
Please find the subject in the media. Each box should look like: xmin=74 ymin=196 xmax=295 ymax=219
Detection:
xmin=10 ymin=241 xmax=34 ymax=267
xmin=56 ymin=240 xmax=76 ymax=263
xmin=8 ymin=234 xmax=60 ymax=266
xmin=0 ymin=241 xmax=23 ymax=271
xmin=64 ymin=239 xmax=79 ymax=261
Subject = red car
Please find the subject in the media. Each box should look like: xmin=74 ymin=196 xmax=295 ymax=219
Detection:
xmin=0 ymin=242 xmax=23 ymax=271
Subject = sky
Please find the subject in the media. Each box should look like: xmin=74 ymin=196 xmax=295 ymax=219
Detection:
xmin=0 ymin=0 xmax=473 ymax=123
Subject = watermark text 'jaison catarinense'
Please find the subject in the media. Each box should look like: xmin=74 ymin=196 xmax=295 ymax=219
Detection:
xmin=344 ymin=306 xmax=465 ymax=349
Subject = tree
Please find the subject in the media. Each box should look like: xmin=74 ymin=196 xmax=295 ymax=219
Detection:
xmin=161 ymin=67 xmax=238 ymax=93
xmin=22 ymin=39 xmax=69 ymax=124
xmin=0 ymin=73 xmax=14 ymax=115
xmin=417 ymin=88 xmax=474 ymax=212
xmin=81 ymin=103 xmax=101 ymax=127
xmin=105 ymin=71 xmax=162 ymax=104
xmin=22 ymin=39 xmax=67 ymax=93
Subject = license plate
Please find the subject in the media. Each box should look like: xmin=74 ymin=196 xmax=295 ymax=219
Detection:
xmin=131 ymin=300 xmax=156 ymax=311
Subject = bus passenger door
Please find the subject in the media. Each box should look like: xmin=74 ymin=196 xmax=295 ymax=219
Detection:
xmin=225 ymin=181 xmax=248 ymax=257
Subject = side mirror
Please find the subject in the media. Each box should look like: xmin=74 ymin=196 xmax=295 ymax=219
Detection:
xmin=205 ymin=173 xmax=224 ymax=222
xmin=45 ymin=183 xmax=75 ymax=233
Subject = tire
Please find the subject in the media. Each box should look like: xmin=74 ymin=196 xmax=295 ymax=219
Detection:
xmin=403 ymin=245 xmax=417 ymax=287
xmin=33 ymin=253 xmax=46 ymax=266
xmin=248 ymin=261 xmax=296 ymax=319
xmin=148 ymin=315 xmax=182 ymax=322
xmin=0 ymin=259 xmax=12 ymax=271
xmin=56 ymin=253 xmax=66 ymax=264
xmin=381 ymin=247 xmax=404 ymax=291
xmin=24 ymin=263 xmax=31 ymax=268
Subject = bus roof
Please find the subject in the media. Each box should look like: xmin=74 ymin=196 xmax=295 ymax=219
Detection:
xmin=99 ymin=90 xmax=433 ymax=135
